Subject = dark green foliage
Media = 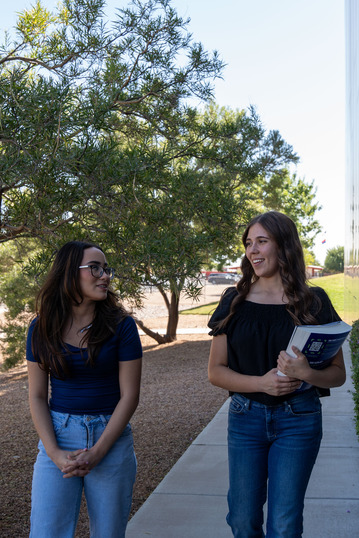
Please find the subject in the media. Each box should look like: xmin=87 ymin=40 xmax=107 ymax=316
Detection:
xmin=324 ymin=246 xmax=344 ymax=273
xmin=349 ymin=319 xmax=359 ymax=438
xmin=0 ymin=241 xmax=38 ymax=369
xmin=0 ymin=0 xmax=322 ymax=364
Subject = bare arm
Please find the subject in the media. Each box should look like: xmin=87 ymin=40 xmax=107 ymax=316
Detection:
xmin=277 ymin=346 xmax=346 ymax=388
xmin=27 ymin=361 xmax=86 ymax=473
xmin=62 ymin=357 xmax=142 ymax=477
xmin=208 ymin=334 xmax=302 ymax=397
xmin=93 ymin=357 xmax=142 ymax=458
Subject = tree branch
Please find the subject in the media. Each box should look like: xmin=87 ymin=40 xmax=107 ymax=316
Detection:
xmin=133 ymin=317 xmax=170 ymax=344
xmin=0 ymin=53 xmax=77 ymax=71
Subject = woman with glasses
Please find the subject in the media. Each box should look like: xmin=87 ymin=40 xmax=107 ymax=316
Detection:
xmin=26 ymin=241 xmax=142 ymax=538
xmin=208 ymin=212 xmax=346 ymax=538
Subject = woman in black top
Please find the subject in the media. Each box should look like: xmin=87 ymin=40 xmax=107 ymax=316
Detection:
xmin=208 ymin=211 xmax=346 ymax=538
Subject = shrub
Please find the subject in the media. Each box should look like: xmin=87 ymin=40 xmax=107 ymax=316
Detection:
xmin=0 ymin=311 xmax=32 ymax=370
xmin=0 ymin=241 xmax=39 ymax=370
xmin=349 ymin=319 xmax=359 ymax=438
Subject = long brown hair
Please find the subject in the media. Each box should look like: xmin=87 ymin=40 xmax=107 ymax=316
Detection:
xmin=31 ymin=241 xmax=128 ymax=377
xmin=219 ymin=211 xmax=321 ymax=328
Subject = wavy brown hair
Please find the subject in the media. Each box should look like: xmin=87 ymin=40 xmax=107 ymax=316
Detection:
xmin=31 ymin=241 xmax=128 ymax=378
xmin=219 ymin=211 xmax=321 ymax=329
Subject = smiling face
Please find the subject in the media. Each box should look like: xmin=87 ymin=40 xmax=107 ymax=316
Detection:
xmin=244 ymin=223 xmax=280 ymax=279
xmin=78 ymin=247 xmax=110 ymax=303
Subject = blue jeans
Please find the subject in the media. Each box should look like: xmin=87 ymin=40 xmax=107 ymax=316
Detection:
xmin=227 ymin=390 xmax=322 ymax=538
xmin=30 ymin=411 xmax=137 ymax=538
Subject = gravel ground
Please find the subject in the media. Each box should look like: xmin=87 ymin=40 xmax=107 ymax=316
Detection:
xmin=0 ymin=286 xmax=228 ymax=537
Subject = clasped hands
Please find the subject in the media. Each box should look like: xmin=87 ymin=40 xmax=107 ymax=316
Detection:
xmin=53 ymin=447 xmax=100 ymax=478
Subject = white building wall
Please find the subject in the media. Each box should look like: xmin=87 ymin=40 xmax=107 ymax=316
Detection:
xmin=345 ymin=0 xmax=359 ymax=321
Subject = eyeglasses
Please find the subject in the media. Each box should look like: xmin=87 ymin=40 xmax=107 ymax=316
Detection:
xmin=79 ymin=265 xmax=115 ymax=280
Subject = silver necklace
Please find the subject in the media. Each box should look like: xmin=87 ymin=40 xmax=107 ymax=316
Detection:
xmin=79 ymin=323 xmax=93 ymax=334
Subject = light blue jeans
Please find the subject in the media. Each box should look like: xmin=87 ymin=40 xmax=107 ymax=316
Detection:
xmin=227 ymin=389 xmax=322 ymax=538
xmin=30 ymin=411 xmax=137 ymax=538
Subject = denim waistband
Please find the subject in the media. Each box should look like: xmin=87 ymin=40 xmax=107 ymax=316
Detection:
xmin=50 ymin=409 xmax=112 ymax=426
xmin=231 ymin=387 xmax=318 ymax=409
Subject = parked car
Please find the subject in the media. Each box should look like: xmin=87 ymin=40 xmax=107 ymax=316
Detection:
xmin=207 ymin=272 xmax=239 ymax=285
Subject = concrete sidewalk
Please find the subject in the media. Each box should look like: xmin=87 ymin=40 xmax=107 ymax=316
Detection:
xmin=127 ymin=341 xmax=359 ymax=537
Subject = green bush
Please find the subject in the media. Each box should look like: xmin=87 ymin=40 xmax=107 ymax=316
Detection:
xmin=0 ymin=241 xmax=40 ymax=370
xmin=349 ymin=319 xmax=359 ymax=438
xmin=1 ymin=312 xmax=31 ymax=370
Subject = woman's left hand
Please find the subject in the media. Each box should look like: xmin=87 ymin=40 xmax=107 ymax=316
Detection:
xmin=277 ymin=346 xmax=311 ymax=380
xmin=61 ymin=448 xmax=101 ymax=478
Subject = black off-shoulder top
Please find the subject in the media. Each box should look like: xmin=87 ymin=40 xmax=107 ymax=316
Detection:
xmin=208 ymin=286 xmax=340 ymax=405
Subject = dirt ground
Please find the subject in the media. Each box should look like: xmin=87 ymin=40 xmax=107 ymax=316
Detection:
xmin=0 ymin=285 xmax=228 ymax=537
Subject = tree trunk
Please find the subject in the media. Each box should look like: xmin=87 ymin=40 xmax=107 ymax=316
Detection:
xmin=165 ymin=290 xmax=179 ymax=340
xmin=134 ymin=287 xmax=180 ymax=344
xmin=133 ymin=318 xmax=170 ymax=344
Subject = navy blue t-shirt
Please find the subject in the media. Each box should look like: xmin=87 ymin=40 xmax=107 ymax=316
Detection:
xmin=26 ymin=316 xmax=142 ymax=414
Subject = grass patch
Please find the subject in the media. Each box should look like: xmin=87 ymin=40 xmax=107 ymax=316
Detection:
xmin=309 ymin=273 xmax=345 ymax=320
xmin=344 ymin=273 xmax=359 ymax=325
xmin=180 ymin=302 xmax=218 ymax=315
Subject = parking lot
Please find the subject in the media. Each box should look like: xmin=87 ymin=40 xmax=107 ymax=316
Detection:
xmin=126 ymin=282 xmax=232 ymax=324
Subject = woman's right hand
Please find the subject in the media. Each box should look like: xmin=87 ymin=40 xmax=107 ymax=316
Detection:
xmin=51 ymin=447 xmax=90 ymax=477
xmin=261 ymin=368 xmax=302 ymax=396
xmin=209 ymin=335 xmax=302 ymax=396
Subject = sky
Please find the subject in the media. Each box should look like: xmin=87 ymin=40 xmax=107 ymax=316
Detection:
xmin=1 ymin=0 xmax=346 ymax=265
